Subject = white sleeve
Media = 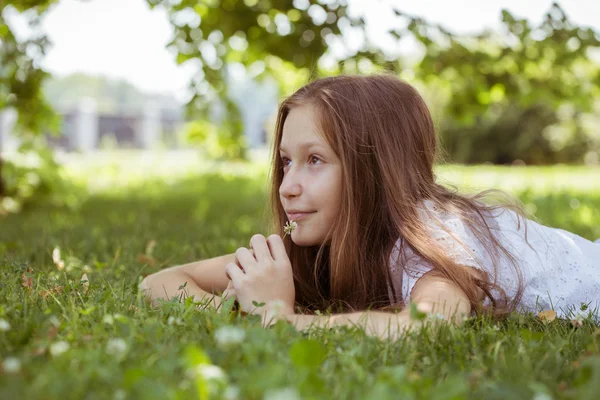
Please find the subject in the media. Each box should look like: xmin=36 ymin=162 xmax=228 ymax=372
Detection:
xmin=393 ymin=210 xmax=494 ymax=305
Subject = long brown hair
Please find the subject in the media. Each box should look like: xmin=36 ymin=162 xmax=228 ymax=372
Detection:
xmin=265 ymin=73 xmax=527 ymax=320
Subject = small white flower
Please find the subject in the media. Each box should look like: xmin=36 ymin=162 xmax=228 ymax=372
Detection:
xmin=532 ymin=393 xmax=553 ymax=400
xmin=103 ymin=315 xmax=114 ymax=325
xmin=106 ymin=338 xmax=128 ymax=357
xmin=214 ymin=326 xmax=246 ymax=346
xmin=0 ymin=319 xmax=10 ymax=332
xmin=2 ymin=357 xmax=21 ymax=373
xmin=1 ymin=197 xmax=21 ymax=213
xmin=264 ymin=387 xmax=301 ymax=400
xmin=195 ymin=364 xmax=227 ymax=381
xmin=49 ymin=340 xmax=70 ymax=356
xmin=224 ymin=385 xmax=241 ymax=400
xmin=49 ymin=315 xmax=61 ymax=327
xmin=113 ymin=389 xmax=126 ymax=400
xmin=83 ymin=265 xmax=91 ymax=273
xmin=571 ymin=312 xmax=586 ymax=327
xmin=427 ymin=313 xmax=445 ymax=321
xmin=167 ymin=316 xmax=183 ymax=326
xmin=283 ymin=221 xmax=297 ymax=237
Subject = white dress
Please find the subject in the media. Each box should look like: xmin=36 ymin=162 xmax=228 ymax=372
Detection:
xmin=387 ymin=199 xmax=600 ymax=319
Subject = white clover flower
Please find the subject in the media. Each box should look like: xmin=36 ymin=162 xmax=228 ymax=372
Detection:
xmin=195 ymin=364 xmax=227 ymax=382
xmin=224 ymin=385 xmax=241 ymax=400
xmin=0 ymin=319 xmax=10 ymax=332
xmin=49 ymin=340 xmax=70 ymax=356
xmin=214 ymin=326 xmax=246 ymax=346
xmin=106 ymin=338 xmax=128 ymax=357
xmin=2 ymin=357 xmax=21 ymax=373
xmin=283 ymin=221 xmax=297 ymax=238
xmin=49 ymin=315 xmax=61 ymax=327
xmin=1 ymin=197 xmax=21 ymax=213
xmin=264 ymin=387 xmax=301 ymax=400
xmin=571 ymin=312 xmax=586 ymax=327
xmin=167 ymin=316 xmax=183 ymax=326
xmin=113 ymin=389 xmax=126 ymax=400
xmin=532 ymin=393 xmax=553 ymax=400
xmin=427 ymin=313 xmax=445 ymax=321
xmin=103 ymin=315 xmax=114 ymax=325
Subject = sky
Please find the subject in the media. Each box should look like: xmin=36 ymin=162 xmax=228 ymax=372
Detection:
xmin=6 ymin=0 xmax=600 ymax=101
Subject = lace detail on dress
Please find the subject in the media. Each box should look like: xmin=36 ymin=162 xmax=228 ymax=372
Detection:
xmin=388 ymin=200 xmax=600 ymax=319
xmin=388 ymin=199 xmax=502 ymax=305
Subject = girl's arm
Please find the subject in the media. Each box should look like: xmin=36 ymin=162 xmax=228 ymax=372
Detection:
xmin=139 ymin=252 xmax=243 ymax=308
xmin=266 ymin=271 xmax=472 ymax=340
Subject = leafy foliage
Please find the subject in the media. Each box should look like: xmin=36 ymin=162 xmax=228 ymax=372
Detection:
xmin=0 ymin=1 xmax=60 ymax=136
xmin=146 ymin=0 xmax=361 ymax=160
xmin=155 ymin=1 xmax=600 ymax=164
xmin=0 ymin=1 xmax=64 ymax=210
xmin=399 ymin=3 xmax=600 ymax=164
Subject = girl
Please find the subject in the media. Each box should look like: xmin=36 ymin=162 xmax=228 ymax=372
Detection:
xmin=140 ymin=74 xmax=600 ymax=340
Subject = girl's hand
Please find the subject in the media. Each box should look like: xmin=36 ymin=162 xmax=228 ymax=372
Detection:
xmin=223 ymin=234 xmax=296 ymax=320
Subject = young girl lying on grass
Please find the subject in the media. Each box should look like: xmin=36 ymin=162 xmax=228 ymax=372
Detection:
xmin=139 ymin=74 xmax=600 ymax=340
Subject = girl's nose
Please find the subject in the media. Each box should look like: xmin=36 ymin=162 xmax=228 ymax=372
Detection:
xmin=279 ymin=172 xmax=302 ymax=198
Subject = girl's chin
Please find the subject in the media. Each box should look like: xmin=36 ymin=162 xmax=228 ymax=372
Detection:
xmin=291 ymin=233 xmax=323 ymax=247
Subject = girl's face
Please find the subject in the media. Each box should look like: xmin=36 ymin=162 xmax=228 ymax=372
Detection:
xmin=279 ymin=105 xmax=342 ymax=246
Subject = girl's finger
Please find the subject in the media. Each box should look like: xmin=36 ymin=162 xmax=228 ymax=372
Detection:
xmin=222 ymin=287 xmax=236 ymax=301
xmin=250 ymin=235 xmax=274 ymax=263
xmin=235 ymin=247 xmax=257 ymax=271
xmin=266 ymin=234 xmax=288 ymax=262
xmin=225 ymin=262 xmax=245 ymax=287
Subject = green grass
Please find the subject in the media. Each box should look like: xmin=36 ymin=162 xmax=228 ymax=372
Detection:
xmin=1 ymin=152 xmax=600 ymax=400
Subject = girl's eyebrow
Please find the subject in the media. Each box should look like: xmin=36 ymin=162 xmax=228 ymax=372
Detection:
xmin=280 ymin=141 xmax=323 ymax=153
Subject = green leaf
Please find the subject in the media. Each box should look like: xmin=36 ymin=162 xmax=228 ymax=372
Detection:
xmin=252 ymin=300 xmax=266 ymax=308
xmin=409 ymin=302 xmax=428 ymax=321
xmin=289 ymin=339 xmax=326 ymax=369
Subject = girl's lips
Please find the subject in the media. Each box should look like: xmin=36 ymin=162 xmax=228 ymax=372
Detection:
xmin=287 ymin=211 xmax=315 ymax=221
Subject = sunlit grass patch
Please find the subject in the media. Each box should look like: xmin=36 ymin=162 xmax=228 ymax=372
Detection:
xmin=1 ymin=152 xmax=599 ymax=399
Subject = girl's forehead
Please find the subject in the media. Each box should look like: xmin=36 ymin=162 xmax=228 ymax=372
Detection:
xmin=280 ymin=105 xmax=333 ymax=153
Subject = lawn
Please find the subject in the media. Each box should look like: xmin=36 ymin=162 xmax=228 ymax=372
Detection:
xmin=1 ymin=151 xmax=600 ymax=400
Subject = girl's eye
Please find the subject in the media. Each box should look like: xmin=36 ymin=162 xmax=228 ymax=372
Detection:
xmin=280 ymin=155 xmax=322 ymax=168
xmin=309 ymin=155 xmax=322 ymax=165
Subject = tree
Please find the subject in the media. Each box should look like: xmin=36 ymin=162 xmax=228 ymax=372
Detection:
xmin=398 ymin=2 xmax=600 ymax=164
xmin=147 ymin=0 xmax=413 ymax=159
xmin=0 ymin=1 xmax=62 ymax=209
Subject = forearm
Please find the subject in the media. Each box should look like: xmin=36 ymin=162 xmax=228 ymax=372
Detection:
xmin=276 ymin=309 xmax=421 ymax=339
xmin=139 ymin=270 xmax=222 ymax=308
xmin=270 ymin=302 xmax=464 ymax=340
